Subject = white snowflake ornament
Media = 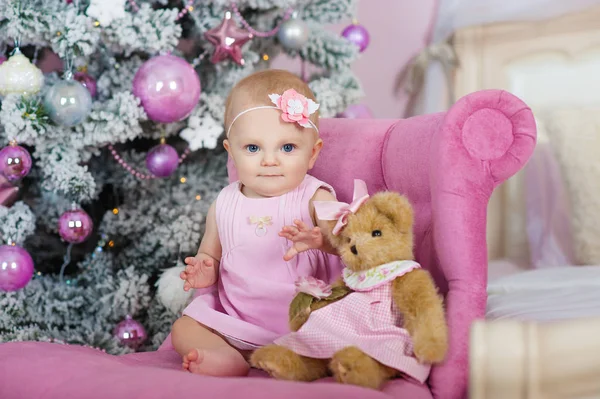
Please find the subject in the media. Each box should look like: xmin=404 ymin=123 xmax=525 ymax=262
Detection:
xmin=180 ymin=114 xmax=223 ymax=150
xmin=86 ymin=0 xmax=127 ymax=26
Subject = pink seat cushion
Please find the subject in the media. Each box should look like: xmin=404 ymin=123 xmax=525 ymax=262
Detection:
xmin=0 ymin=342 xmax=433 ymax=399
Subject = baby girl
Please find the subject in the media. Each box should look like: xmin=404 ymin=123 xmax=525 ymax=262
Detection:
xmin=170 ymin=69 xmax=343 ymax=376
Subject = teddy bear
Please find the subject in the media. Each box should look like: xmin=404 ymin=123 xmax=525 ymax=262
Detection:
xmin=250 ymin=180 xmax=448 ymax=390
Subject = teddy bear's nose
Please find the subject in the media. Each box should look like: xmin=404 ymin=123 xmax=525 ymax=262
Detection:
xmin=350 ymin=245 xmax=358 ymax=255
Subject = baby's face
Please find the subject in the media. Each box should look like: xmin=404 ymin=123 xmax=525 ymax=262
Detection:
xmin=225 ymin=108 xmax=322 ymax=198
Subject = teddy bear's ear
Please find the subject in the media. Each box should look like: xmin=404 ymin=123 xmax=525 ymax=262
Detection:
xmin=368 ymin=192 xmax=414 ymax=232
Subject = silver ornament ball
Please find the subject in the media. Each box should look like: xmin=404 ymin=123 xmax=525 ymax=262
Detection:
xmin=277 ymin=18 xmax=309 ymax=50
xmin=44 ymin=79 xmax=93 ymax=127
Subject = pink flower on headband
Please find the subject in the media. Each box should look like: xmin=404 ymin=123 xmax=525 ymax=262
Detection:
xmin=268 ymin=89 xmax=319 ymax=129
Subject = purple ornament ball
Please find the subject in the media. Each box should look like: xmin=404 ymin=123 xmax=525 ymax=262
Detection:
xmin=337 ymin=104 xmax=373 ymax=119
xmin=0 ymin=56 xmax=6 ymax=65
xmin=113 ymin=315 xmax=147 ymax=349
xmin=74 ymin=71 xmax=97 ymax=98
xmin=0 ymin=144 xmax=32 ymax=182
xmin=146 ymin=143 xmax=179 ymax=177
xmin=132 ymin=54 xmax=201 ymax=123
xmin=58 ymin=209 xmax=93 ymax=243
xmin=342 ymin=23 xmax=370 ymax=53
xmin=0 ymin=244 xmax=34 ymax=292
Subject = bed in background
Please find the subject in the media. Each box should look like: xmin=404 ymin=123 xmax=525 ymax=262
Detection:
xmin=452 ymin=5 xmax=600 ymax=321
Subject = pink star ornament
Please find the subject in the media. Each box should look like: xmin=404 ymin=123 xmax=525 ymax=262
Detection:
xmin=204 ymin=11 xmax=253 ymax=66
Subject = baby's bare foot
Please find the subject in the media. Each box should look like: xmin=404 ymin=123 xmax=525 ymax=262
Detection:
xmin=182 ymin=347 xmax=249 ymax=377
xmin=182 ymin=350 xmax=194 ymax=371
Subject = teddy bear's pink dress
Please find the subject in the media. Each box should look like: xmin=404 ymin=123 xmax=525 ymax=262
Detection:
xmin=273 ymin=260 xmax=431 ymax=383
xmin=182 ymin=175 xmax=343 ymax=350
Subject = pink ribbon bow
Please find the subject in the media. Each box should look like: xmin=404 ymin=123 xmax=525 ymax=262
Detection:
xmin=313 ymin=179 xmax=369 ymax=235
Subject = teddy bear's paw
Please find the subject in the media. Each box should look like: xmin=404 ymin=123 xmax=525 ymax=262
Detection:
xmin=250 ymin=345 xmax=328 ymax=381
xmin=330 ymin=347 xmax=396 ymax=390
xmin=249 ymin=345 xmax=291 ymax=379
xmin=412 ymin=326 xmax=448 ymax=364
xmin=251 ymin=357 xmax=288 ymax=380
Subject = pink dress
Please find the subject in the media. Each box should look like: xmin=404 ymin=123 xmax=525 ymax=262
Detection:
xmin=273 ymin=260 xmax=431 ymax=383
xmin=183 ymin=175 xmax=343 ymax=350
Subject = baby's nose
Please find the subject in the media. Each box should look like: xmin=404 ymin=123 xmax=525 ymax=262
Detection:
xmin=261 ymin=153 xmax=279 ymax=166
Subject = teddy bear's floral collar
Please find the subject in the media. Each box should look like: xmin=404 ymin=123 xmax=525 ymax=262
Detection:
xmin=342 ymin=260 xmax=421 ymax=292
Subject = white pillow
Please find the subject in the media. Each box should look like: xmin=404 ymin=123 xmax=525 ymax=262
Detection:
xmin=541 ymin=109 xmax=600 ymax=265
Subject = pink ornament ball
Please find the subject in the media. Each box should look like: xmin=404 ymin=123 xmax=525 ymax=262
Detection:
xmin=58 ymin=209 xmax=93 ymax=244
xmin=0 ymin=144 xmax=32 ymax=182
xmin=113 ymin=315 xmax=147 ymax=349
xmin=74 ymin=72 xmax=97 ymax=98
xmin=342 ymin=23 xmax=370 ymax=53
xmin=0 ymin=244 xmax=34 ymax=292
xmin=132 ymin=54 xmax=201 ymax=124
xmin=146 ymin=143 xmax=179 ymax=177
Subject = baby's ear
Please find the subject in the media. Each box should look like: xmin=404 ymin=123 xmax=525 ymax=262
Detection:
xmin=308 ymin=138 xmax=323 ymax=169
xmin=368 ymin=192 xmax=414 ymax=232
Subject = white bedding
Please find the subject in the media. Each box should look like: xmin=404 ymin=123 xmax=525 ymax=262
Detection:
xmin=486 ymin=264 xmax=600 ymax=322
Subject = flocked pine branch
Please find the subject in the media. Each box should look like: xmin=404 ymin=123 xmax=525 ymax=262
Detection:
xmin=33 ymin=142 xmax=97 ymax=202
xmin=95 ymin=55 xmax=144 ymax=100
xmin=303 ymin=0 xmax=357 ymax=24
xmin=0 ymin=1 xmax=59 ymax=47
xmin=0 ymin=94 xmax=50 ymax=145
xmin=309 ymin=68 xmax=364 ymax=117
xmin=74 ymin=92 xmax=147 ymax=149
xmin=47 ymin=8 xmax=101 ymax=58
xmin=300 ymin=21 xmax=358 ymax=71
xmin=0 ymin=202 xmax=36 ymax=246
xmin=101 ymin=4 xmax=182 ymax=55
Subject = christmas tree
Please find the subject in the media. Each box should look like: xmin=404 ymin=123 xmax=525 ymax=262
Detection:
xmin=0 ymin=0 xmax=365 ymax=354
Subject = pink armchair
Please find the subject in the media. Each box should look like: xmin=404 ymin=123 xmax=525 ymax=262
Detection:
xmin=227 ymin=89 xmax=536 ymax=399
xmin=0 ymin=90 xmax=536 ymax=399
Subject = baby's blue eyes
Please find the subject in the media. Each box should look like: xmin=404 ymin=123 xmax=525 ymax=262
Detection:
xmin=244 ymin=144 xmax=296 ymax=153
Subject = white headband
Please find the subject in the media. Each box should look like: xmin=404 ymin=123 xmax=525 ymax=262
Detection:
xmin=226 ymin=89 xmax=320 ymax=138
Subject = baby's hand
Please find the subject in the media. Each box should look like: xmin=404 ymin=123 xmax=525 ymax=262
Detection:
xmin=279 ymin=219 xmax=324 ymax=261
xmin=180 ymin=255 xmax=217 ymax=291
